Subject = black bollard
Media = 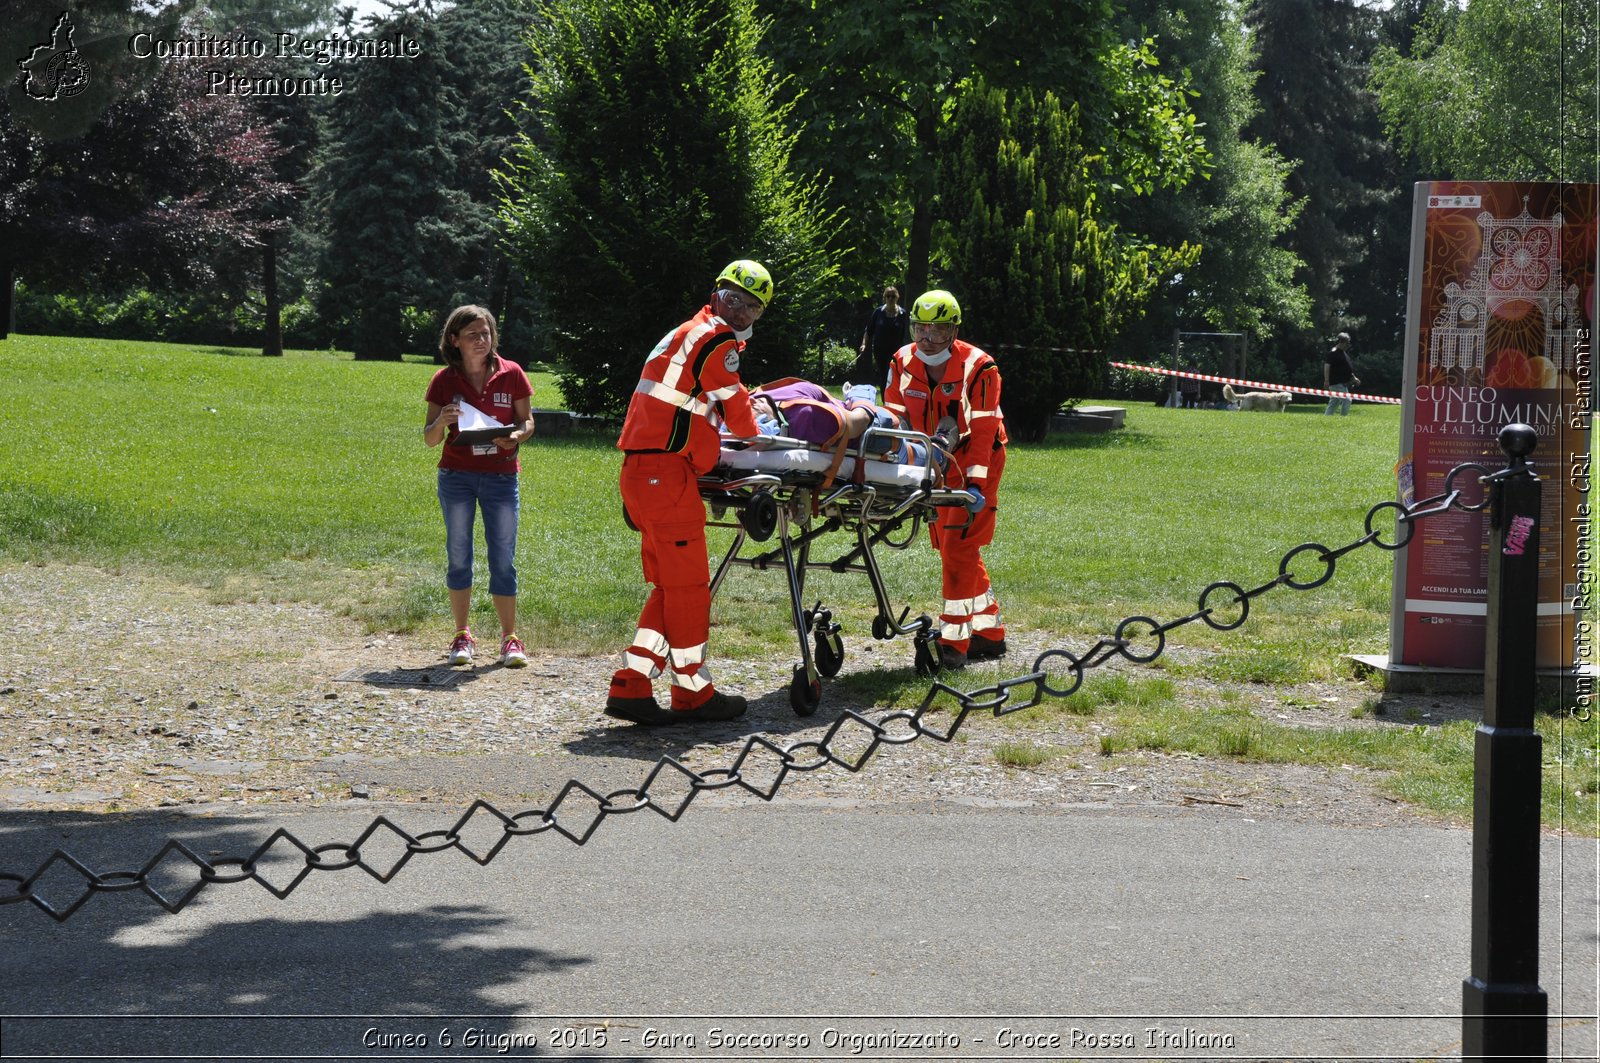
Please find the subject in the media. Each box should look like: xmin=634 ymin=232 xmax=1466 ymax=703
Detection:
xmin=1461 ymin=423 xmax=1548 ymax=1060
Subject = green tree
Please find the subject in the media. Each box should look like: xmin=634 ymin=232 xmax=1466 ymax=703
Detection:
xmin=1245 ymin=0 xmax=1391 ymax=375
xmin=314 ymin=1 xmax=460 ymax=360
xmin=936 ymin=79 xmax=1196 ymax=441
xmin=202 ymin=0 xmax=342 ymax=356
xmin=1 ymin=34 xmax=289 ymax=339
xmin=434 ymin=0 xmax=540 ymax=351
xmin=1372 ymin=0 xmax=1597 ymax=182
xmin=498 ymin=0 xmax=842 ymax=417
xmin=1105 ymin=0 xmax=1309 ymax=363
xmin=1327 ymin=0 xmax=1437 ymax=396
xmin=755 ymin=0 xmax=1208 ymax=309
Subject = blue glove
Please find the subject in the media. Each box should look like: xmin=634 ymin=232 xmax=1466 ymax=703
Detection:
xmin=755 ymin=413 xmax=782 ymax=437
xmin=965 ymin=486 xmax=986 ymax=513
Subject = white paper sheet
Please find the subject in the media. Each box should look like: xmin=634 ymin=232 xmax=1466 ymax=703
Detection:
xmin=455 ymin=398 xmax=507 ymax=432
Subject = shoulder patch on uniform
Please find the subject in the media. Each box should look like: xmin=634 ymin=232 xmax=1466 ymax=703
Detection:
xmin=724 ymin=348 xmax=740 ymax=373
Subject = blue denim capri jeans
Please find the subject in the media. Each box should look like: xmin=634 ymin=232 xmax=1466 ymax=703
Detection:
xmin=437 ymin=468 xmax=519 ymax=597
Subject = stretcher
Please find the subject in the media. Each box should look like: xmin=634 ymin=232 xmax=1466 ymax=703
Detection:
xmin=699 ymin=425 xmax=972 ymax=715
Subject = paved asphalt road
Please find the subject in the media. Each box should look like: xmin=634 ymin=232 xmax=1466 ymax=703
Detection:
xmin=0 ymin=798 xmax=1595 ymax=1062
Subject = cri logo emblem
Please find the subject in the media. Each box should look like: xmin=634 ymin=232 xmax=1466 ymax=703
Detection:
xmin=18 ymin=11 xmax=90 ymax=101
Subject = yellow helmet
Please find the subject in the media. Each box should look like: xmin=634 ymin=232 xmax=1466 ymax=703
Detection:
xmin=910 ymin=289 xmax=961 ymax=325
xmin=716 ymin=259 xmax=774 ymax=306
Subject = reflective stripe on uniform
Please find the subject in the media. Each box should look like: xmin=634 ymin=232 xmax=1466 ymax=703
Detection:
xmin=635 ymin=378 xmax=709 ymax=417
xmin=623 ymin=650 xmax=664 ymax=678
xmin=943 ymin=588 xmax=994 ymax=618
xmin=966 ymin=464 xmax=989 ymax=479
xmin=655 ymin=320 xmax=718 ymax=392
xmin=703 ymin=383 xmax=743 ymax=402
xmin=669 ymin=642 xmax=708 ymax=669
xmin=632 ymin=627 xmax=670 ymax=657
xmin=940 ymin=618 xmax=973 ymax=641
xmin=622 ymin=627 xmax=670 ymax=678
xmin=669 ymin=663 xmax=712 ymax=692
xmin=971 ymin=611 xmax=1002 ymax=632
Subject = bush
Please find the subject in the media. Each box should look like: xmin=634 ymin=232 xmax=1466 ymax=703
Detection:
xmin=810 ymin=340 xmax=860 ymax=384
xmin=14 ymin=281 xmax=337 ymax=350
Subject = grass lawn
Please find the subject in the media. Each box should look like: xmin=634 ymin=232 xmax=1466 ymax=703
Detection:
xmin=2 ymin=333 xmax=1595 ymax=829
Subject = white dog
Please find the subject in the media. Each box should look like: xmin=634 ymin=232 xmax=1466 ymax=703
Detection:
xmin=1223 ymin=384 xmax=1293 ymax=412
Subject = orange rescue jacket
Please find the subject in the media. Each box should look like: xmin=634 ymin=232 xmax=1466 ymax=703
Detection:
xmin=884 ymin=338 xmax=1008 ymax=491
xmin=617 ymin=305 xmax=759 ymax=473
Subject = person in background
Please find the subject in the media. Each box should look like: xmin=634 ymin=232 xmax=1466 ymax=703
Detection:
xmin=1324 ymin=331 xmax=1360 ymax=416
xmin=423 ymin=305 xmax=535 ymax=668
xmin=858 ymin=285 xmax=910 ymax=389
xmin=605 ymin=260 xmax=770 ymax=725
xmin=883 ymin=290 xmax=1008 ymax=670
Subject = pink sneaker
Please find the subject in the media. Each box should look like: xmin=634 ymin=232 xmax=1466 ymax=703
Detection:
xmin=500 ymin=635 xmax=528 ymax=668
xmin=447 ymin=629 xmax=476 ymax=666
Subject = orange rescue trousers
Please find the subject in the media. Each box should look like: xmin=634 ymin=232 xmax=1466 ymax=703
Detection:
xmin=931 ymin=445 xmax=1006 ymax=652
xmin=611 ymin=452 xmax=719 ymax=710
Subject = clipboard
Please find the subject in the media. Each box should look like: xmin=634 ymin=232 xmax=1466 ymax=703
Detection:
xmin=447 ymin=398 xmax=516 ymax=447
xmin=450 ymin=425 xmax=516 ymax=446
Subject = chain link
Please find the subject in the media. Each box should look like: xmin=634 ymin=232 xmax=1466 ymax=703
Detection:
xmin=0 ymin=469 xmax=1492 ymax=922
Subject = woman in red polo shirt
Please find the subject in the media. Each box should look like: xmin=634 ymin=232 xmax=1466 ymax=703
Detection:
xmin=422 ymin=305 xmax=535 ymax=668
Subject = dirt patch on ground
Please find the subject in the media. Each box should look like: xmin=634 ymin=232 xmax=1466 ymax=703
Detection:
xmin=0 ymin=561 xmax=1473 ymax=827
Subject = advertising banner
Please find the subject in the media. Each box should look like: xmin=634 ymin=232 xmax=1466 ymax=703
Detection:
xmin=1390 ymin=181 xmax=1596 ymax=669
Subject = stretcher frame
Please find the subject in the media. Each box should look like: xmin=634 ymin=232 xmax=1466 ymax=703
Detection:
xmin=700 ymin=426 xmax=970 ymax=715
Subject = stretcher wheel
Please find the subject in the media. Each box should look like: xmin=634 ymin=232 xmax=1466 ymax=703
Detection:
xmin=914 ymin=637 xmax=942 ymax=676
xmin=789 ymin=666 xmax=821 ymax=715
xmin=741 ymin=490 xmax=778 ymax=542
xmin=814 ymin=631 xmax=844 ymax=678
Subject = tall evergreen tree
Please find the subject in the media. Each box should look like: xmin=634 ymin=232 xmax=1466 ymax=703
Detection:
xmin=937 ymin=79 xmax=1194 ymax=440
xmin=498 ymin=0 xmax=843 ymax=417
xmin=434 ymin=0 xmax=539 ymax=351
xmin=1106 ymin=0 xmax=1310 ymax=366
xmin=315 ymin=1 xmax=459 ymax=360
xmin=1245 ymin=0 xmax=1389 ymax=376
xmin=1329 ymin=0 xmax=1437 ymax=395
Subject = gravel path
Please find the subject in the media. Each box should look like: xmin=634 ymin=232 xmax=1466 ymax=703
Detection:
xmin=0 ymin=561 xmax=1469 ymax=827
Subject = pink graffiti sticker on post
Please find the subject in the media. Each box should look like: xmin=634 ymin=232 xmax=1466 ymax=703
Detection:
xmin=1503 ymin=515 xmax=1535 ymax=556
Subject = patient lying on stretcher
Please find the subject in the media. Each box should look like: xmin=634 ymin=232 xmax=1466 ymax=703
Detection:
xmin=747 ymin=378 xmax=947 ymax=471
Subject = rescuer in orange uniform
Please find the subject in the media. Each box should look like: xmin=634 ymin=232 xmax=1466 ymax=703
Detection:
xmin=883 ymin=290 xmax=1009 ymax=670
xmin=604 ymin=261 xmax=772 ymax=725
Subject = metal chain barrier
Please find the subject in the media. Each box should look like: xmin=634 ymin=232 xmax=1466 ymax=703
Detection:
xmin=0 ymin=462 xmax=1492 ymax=923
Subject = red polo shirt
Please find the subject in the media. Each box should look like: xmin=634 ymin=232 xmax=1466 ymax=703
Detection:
xmin=425 ymin=356 xmax=534 ymax=474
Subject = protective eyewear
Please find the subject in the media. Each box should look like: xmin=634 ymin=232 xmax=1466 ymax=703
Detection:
xmin=911 ymin=321 xmax=955 ymax=338
xmin=719 ymin=288 xmax=766 ymax=319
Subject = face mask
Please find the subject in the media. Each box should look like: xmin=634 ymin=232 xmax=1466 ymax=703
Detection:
xmin=733 ymin=324 xmax=754 ymax=342
xmin=916 ymin=346 xmax=952 ymax=365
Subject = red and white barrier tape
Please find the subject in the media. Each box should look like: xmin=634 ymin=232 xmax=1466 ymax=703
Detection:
xmin=1108 ymin=362 xmax=1402 ymax=405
